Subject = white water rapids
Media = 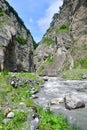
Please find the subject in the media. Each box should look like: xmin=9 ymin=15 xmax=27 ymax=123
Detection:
xmin=34 ymin=77 xmax=87 ymax=129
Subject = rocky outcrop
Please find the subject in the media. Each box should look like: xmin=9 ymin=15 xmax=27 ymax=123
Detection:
xmin=0 ymin=0 xmax=34 ymax=72
xmin=34 ymin=0 xmax=87 ymax=76
xmin=64 ymin=94 xmax=85 ymax=110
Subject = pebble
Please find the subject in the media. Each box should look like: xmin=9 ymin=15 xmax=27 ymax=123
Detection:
xmin=2 ymin=118 xmax=11 ymax=125
xmin=7 ymin=112 xmax=15 ymax=118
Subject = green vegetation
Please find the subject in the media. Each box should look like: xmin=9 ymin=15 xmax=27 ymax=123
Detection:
xmin=33 ymin=41 xmax=38 ymax=49
xmin=0 ymin=72 xmax=43 ymax=129
xmin=62 ymin=69 xmax=87 ymax=80
xmin=44 ymin=55 xmax=54 ymax=64
xmin=43 ymin=37 xmax=55 ymax=46
xmin=39 ymin=109 xmax=69 ymax=130
xmin=16 ymin=72 xmax=43 ymax=82
xmin=0 ymin=110 xmax=28 ymax=130
xmin=0 ymin=8 xmax=4 ymax=17
xmin=15 ymin=36 xmax=27 ymax=45
xmin=74 ymin=58 xmax=87 ymax=68
xmin=56 ymin=23 xmax=70 ymax=33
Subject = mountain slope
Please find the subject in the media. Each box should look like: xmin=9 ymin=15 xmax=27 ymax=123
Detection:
xmin=34 ymin=0 xmax=87 ymax=76
xmin=0 ymin=0 xmax=35 ymax=72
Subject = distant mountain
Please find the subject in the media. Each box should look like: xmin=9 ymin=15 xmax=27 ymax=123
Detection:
xmin=34 ymin=0 xmax=87 ymax=76
xmin=0 ymin=0 xmax=35 ymax=72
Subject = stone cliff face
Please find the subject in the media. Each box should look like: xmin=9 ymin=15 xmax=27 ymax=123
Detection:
xmin=0 ymin=0 xmax=34 ymax=72
xmin=34 ymin=0 xmax=87 ymax=76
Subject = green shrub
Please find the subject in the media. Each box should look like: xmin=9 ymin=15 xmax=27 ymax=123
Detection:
xmin=74 ymin=58 xmax=87 ymax=68
xmin=15 ymin=36 xmax=27 ymax=45
xmin=56 ymin=23 xmax=70 ymax=33
xmin=43 ymin=37 xmax=55 ymax=46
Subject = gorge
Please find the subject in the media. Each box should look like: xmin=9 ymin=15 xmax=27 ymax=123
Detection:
xmin=0 ymin=0 xmax=87 ymax=130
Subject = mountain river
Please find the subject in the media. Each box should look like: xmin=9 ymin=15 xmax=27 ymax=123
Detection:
xmin=34 ymin=77 xmax=87 ymax=129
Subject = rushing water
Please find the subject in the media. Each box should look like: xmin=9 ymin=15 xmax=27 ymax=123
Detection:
xmin=34 ymin=77 xmax=87 ymax=129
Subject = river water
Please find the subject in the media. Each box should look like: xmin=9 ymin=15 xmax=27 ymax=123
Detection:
xmin=34 ymin=77 xmax=87 ymax=129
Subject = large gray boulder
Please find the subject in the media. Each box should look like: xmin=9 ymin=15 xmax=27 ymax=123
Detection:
xmin=64 ymin=94 xmax=85 ymax=110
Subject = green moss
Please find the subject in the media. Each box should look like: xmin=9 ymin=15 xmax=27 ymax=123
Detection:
xmin=43 ymin=37 xmax=55 ymax=46
xmin=56 ymin=23 xmax=70 ymax=33
xmin=15 ymin=36 xmax=27 ymax=45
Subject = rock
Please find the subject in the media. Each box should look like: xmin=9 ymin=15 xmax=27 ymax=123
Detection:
xmin=32 ymin=95 xmax=38 ymax=99
xmin=43 ymin=78 xmax=48 ymax=81
xmin=2 ymin=118 xmax=11 ymax=125
xmin=4 ymin=108 xmax=11 ymax=116
xmin=82 ymin=73 xmax=87 ymax=79
xmin=31 ymin=90 xmax=39 ymax=94
xmin=0 ymin=0 xmax=34 ymax=72
xmin=7 ymin=112 xmax=15 ymax=118
xmin=34 ymin=0 xmax=87 ymax=76
xmin=18 ymin=102 xmax=26 ymax=109
xmin=50 ymin=98 xmax=64 ymax=105
xmin=64 ymin=94 xmax=85 ymax=110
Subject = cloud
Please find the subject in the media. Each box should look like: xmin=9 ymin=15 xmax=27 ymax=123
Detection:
xmin=37 ymin=0 xmax=63 ymax=33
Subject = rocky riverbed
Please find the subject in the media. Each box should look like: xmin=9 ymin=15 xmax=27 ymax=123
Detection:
xmin=34 ymin=77 xmax=87 ymax=129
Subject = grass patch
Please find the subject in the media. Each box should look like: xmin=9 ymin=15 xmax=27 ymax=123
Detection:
xmin=43 ymin=37 xmax=55 ymax=46
xmin=15 ymin=36 xmax=27 ymax=45
xmin=62 ymin=69 xmax=87 ymax=80
xmin=56 ymin=23 xmax=70 ymax=33
xmin=0 ymin=110 xmax=28 ymax=130
xmin=16 ymin=72 xmax=43 ymax=82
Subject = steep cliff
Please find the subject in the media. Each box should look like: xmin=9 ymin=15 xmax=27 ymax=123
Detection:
xmin=0 ymin=0 xmax=34 ymax=72
xmin=34 ymin=0 xmax=87 ymax=76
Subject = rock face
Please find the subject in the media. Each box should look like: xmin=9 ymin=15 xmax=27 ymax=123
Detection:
xmin=0 ymin=0 xmax=34 ymax=72
xmin=64 ymin=94 xmax=85 ymax=110
xmin=34 ymin=0 xmax=87 ymax=76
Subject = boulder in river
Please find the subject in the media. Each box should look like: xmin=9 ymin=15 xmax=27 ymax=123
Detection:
xmin=64 ymin=94 xmax=85 ymax=110
xmin=50 ymin=98 xmax=64 ymax=105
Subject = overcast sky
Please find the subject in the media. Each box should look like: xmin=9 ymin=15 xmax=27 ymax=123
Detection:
xmin=6 ymin=0 xmax=63 ymax=42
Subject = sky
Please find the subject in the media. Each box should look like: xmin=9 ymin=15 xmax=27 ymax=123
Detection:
xmin=6 ymin=0 xmax=63 ymax=43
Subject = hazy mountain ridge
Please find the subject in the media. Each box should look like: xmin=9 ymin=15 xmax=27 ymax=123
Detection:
xmin=0 ymin=0 xmax=35 ymax=72
xmin=34 ymin=0 xmax=87 ymax=76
